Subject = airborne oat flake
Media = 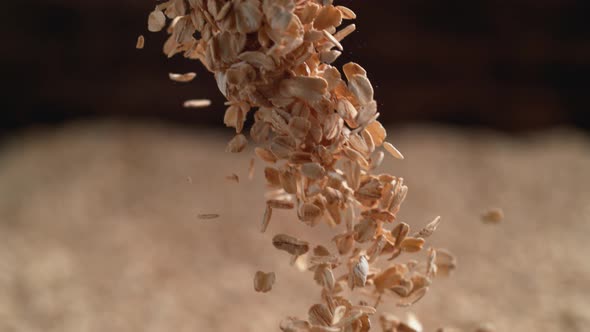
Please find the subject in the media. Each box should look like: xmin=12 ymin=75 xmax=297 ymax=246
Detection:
xmin=143 ymin=1 xmax=460 ymax=330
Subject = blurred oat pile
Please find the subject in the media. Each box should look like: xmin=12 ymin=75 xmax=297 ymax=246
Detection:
xmin=1 ymin=122 xmax=589 ymax=331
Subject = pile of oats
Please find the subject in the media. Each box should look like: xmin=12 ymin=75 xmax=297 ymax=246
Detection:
xmin=145 ymin=1 xmax=456 ymax=330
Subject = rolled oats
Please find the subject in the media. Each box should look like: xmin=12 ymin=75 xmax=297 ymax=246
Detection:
xmin=146 ymin=1 xmax=451 ymax=329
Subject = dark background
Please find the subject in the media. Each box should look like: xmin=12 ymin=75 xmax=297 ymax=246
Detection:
xmin=3 ymin=0 xmax=590 ymax=134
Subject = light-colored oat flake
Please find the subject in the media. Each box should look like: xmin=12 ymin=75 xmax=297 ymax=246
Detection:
xmin=481 ymin=208 xmax=504 ymax=224
xmin=136 ymin=35 xmax=145 ymax=49
xmin=254 ymin=271 xmax=276 ymax=293
xmin=183 ymin=99 xmax=211 ymax=108
xmin=147 ymin=9 xmax=166 ymax=32
xmin=384 ymin=142 xmax=405 ymax=160
xmin=248 ymin=157 xmax=255 ymax=180
xmin=146 ymin=0 xmax=450 ymax=330
xmin=169 ymin=72 xmax=197 ymax=83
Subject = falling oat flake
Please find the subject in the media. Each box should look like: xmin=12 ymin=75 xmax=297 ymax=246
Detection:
xmin=253 ymin=271 xmax=275 ymax=293
xmin=198 ymin=214 xmax=219 ymax=220
xmin=136 ymin=35 xmax=145 ymax=49
xmin=481 ymin=208 xmax=504 ymax=224
xmin=225 ymin=173 xmax=240 ymax=183
xmin=183 ymin=99 xmax=211 ymax=108
xmin=169 ymin=72 xmax=197 ymax=83
xmin=248 ymin=158 xmax=255 ymax=180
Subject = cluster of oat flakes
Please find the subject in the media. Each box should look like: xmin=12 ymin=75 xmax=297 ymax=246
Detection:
xmin=145 ymin=1 xmax=457 ymax=331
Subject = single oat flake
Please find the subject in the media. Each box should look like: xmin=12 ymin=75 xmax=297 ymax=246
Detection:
xmin=254 ymin=271 xmax=275 ymax=293
xmin=225 ymin=173 xmax=239 ymax=183
xmin=248 ymin=157 xmax=255 ymax=180
xmin=481 ymin=208 xmax=504 ymax=224
xmin=169 ymin=72 xmax=197 ymax=83
xmin=183 ymin=99 xmax=211 ymax=108
xmin=197 ymin=213 xmax=219 ymax=220
xmin=147 ymin=9 xmax=166 ymax=32
xmin=136 ymin=35 xmax=145 ymax=49
xmin=384 ymin=142 xmax=405 ymax=160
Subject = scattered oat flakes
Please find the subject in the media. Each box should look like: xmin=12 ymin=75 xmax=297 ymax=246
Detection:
xmin=146 ymin=1 xmax=451 ymax=329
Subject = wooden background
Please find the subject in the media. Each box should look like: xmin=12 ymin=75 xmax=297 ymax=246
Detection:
xmin=3 ymin=0 xmax=590 ymax=133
